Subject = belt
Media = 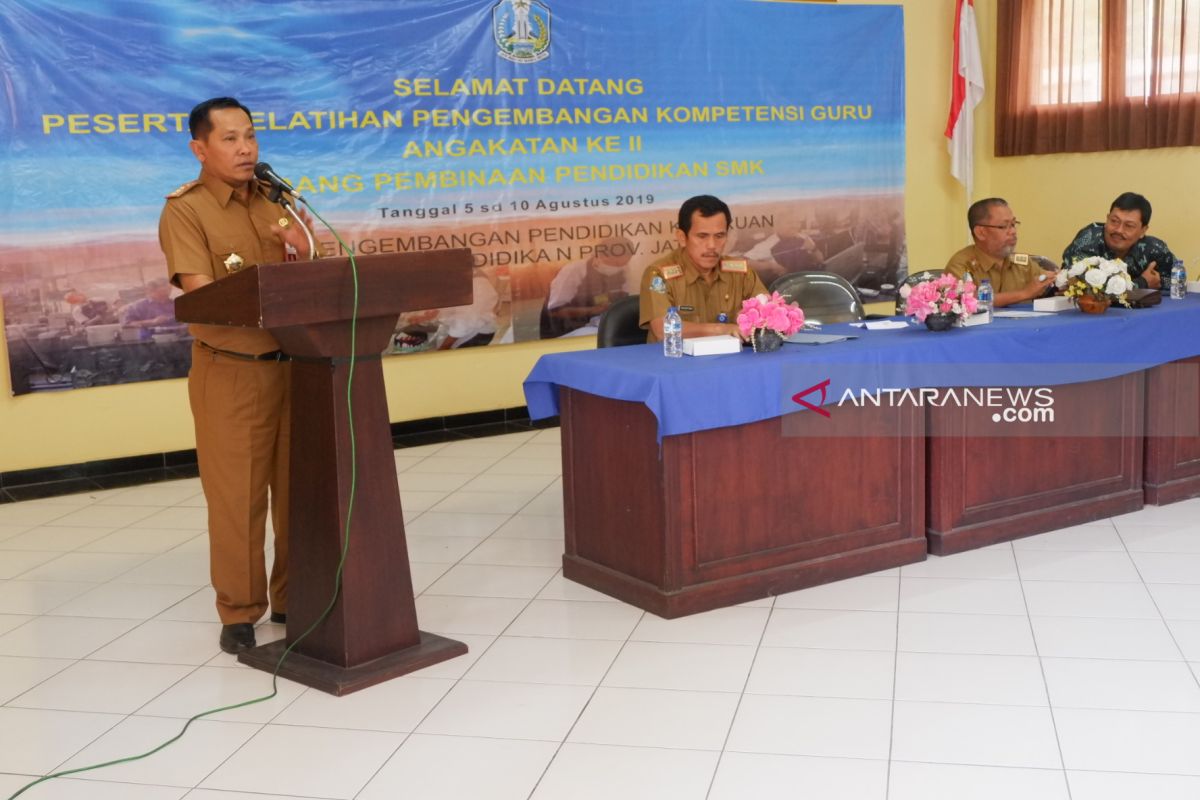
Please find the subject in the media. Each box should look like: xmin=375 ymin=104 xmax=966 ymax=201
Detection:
xmin=197 ymin=341 xmax=290 ymax=362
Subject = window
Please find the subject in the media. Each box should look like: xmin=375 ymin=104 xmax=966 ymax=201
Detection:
xmin=997 ymin=0 xmax=1200 ymax=154
xmin=1124 ymin=0 xmax=1200 ymax=97
xmin=1033 ymin=0 xmax=1103 ymax=104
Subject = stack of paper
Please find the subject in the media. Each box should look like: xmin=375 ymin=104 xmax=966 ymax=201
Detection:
xmin=682 ymin=335 xmax=742 ymax=356
xmin=1033 ymin=297 xmax=1074 ymax=312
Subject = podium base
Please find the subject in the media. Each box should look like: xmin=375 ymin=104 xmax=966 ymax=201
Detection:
xmin=238 ymin=631 xmax=467 ymax=696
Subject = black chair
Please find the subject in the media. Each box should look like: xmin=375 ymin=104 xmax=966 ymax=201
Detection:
xmin=596 ymin=295 xmax=645 ymax=348
xmin=769 ymin=272 xmax=864 ymax=324
xmin=895 ymin=269 xmax=944 ymax=313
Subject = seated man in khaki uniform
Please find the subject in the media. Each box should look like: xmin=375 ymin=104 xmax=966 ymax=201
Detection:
xmin=639 ymin=194 xmax=768 ymax=342
xmin=945 ymin=197 xmax=1056 ymax=308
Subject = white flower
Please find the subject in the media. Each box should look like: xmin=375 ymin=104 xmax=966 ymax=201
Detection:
xmin=1105 ymin=275 xmax=1130 ymax=295
xmin=899 ymin=284 xmax=911 ymax=299
xmin=1100 ymin=259 xmax=1123 ymax=276
xmin=1085 ymin=269 xmax=1108 ymax=288
xmin=1055 ymin=271 xmax=1069 ymax=289
xmin=1068 ymin=261 xmax=1090 ymax=278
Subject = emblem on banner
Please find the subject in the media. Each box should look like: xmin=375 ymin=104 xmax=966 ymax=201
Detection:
xmin=493 ymin=0 xmax=550 ymax=63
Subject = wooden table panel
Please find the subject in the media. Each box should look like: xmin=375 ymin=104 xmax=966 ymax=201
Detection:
xmin=560 ymin=388 xmax=926 ymax=617
xmin=1144 ymin=356 xmax=1200 ymax=504
xmin=927 ymin=373 xmax=1145 ymax=555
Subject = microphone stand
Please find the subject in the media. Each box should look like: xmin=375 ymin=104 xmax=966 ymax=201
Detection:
xmin=267 ymin=185 xmax=318 ymax=260
xmin=283 ymin=197 xmax=317 ymax=261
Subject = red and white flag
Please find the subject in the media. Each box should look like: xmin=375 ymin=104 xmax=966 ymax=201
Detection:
xmin=945 ymin=0 xmax=984 ymax=198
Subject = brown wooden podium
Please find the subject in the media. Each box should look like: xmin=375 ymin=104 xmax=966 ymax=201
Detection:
xmin=175 ymin=250 xmax=472 ymax=695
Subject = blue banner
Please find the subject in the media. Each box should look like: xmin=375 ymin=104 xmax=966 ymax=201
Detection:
xmin=0 ymin=0 xmax=905 ymax=393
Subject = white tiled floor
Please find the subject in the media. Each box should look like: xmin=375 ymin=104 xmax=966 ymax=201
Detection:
xmin=0 ymin=428 xmax=1199 ymax=799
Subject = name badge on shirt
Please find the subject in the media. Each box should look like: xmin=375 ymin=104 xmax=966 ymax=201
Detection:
xmin=1011 ymin=253 xmax=1029 ymax=266
xmin=720 ymin=258 xmax=748 ymax=273
xmin=660 ymin=264 xmax=684 ymax=280
xmin=678 ymin=305 xmax=696 ymax=313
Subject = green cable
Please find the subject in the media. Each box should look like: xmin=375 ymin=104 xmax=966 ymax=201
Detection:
xmin=7 ymin=210 xmax=361 ymax=800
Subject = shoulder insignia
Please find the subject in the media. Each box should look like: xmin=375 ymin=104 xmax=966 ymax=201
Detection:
xmin=165 ymin=180 xmax=201 ymax=199
xmin=1011 ymin=253 xmax=1030 ymax=266
xmin=649 ymin=275 xmax=667 ymax=294
xmin=720 ymin=258 xmax=748 ymax=273
xmin=660 ymin=264 xmax=684 ymax=280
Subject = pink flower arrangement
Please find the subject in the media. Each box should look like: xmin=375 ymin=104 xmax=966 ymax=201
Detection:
xmin=900 ymin=273 xmax=979 ymax=323
xmin=737 ymin=292 xmax=806 ymax=337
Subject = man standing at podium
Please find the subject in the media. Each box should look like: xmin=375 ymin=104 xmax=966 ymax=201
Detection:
xmin=159 ymin=97 xmax=316 ymax=654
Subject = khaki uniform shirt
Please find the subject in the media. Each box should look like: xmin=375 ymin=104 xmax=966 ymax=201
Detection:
xmin=159 ymin=171 xmax=295 ymax=354
xmin=944 ymin=245 xmax=1042 ymax=295
xmin=639 ymin=248 xmax=768 ymax=342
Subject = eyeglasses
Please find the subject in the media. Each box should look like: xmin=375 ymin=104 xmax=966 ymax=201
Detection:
xmin=976 ymin=220 xmax=1021 ymax=231
xmin=1106 ymin=216 xmax=1143 ymax=233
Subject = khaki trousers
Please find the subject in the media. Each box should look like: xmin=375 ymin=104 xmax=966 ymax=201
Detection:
xmin=188 ymin=341 xmax=291 ymax=625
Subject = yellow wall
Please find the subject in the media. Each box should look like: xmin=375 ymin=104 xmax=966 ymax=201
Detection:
xmin=14 ymin=1 xmax=1178 ymax=473
xmin=0 ymin=333 xmax=594 ymax=474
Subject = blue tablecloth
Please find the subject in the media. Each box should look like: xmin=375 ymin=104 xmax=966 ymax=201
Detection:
xmin=523 ymin=297 xmax=1200 ymax=438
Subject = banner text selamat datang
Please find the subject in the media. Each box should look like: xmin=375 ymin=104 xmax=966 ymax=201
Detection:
xmin=40 ymin=75 xmax=875 ymax=193
xmin=41 ymin=74 xmax=872 ymax=133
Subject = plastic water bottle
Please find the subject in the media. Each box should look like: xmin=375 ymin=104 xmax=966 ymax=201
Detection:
xmin=663 ymin=306 xmax=683 ymax=358
xmin=1170 ymin=259 xmax=1187 ymax=300
xmin=977 ymin=279 xmax=994 ymax=322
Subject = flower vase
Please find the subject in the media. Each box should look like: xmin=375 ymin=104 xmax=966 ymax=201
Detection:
xmin=751 ymin=329 xmax=784 ymax=352
xmin=923 ymin=313 xmax=956 ymax=332
xmin=1076 ymin=294 xmax=1111 ymax=314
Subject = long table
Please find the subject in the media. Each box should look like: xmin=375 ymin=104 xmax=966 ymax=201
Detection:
xmin=1145 ymin=355 xmax=1200 ymax=503
xmin=525 ymin=299 xmax=1200 ymax=615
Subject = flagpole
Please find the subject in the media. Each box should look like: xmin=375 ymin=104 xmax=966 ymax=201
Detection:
xmin=946 ymin=0 xmax=984 ymax=240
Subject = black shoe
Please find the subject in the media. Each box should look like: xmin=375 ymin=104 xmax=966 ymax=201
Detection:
xmin=219 ymin=623 xmax=256 ymax=654
xmin=269 ymin=612 xmax=287 ymax=624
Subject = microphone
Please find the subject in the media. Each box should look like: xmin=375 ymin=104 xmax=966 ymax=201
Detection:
xmin=254 ymin=162 xmax=303 ymax=201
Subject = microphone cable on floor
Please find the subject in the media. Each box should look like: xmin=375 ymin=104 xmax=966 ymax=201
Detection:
xmin=8 ymin=205 xmax=361 ymax=800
